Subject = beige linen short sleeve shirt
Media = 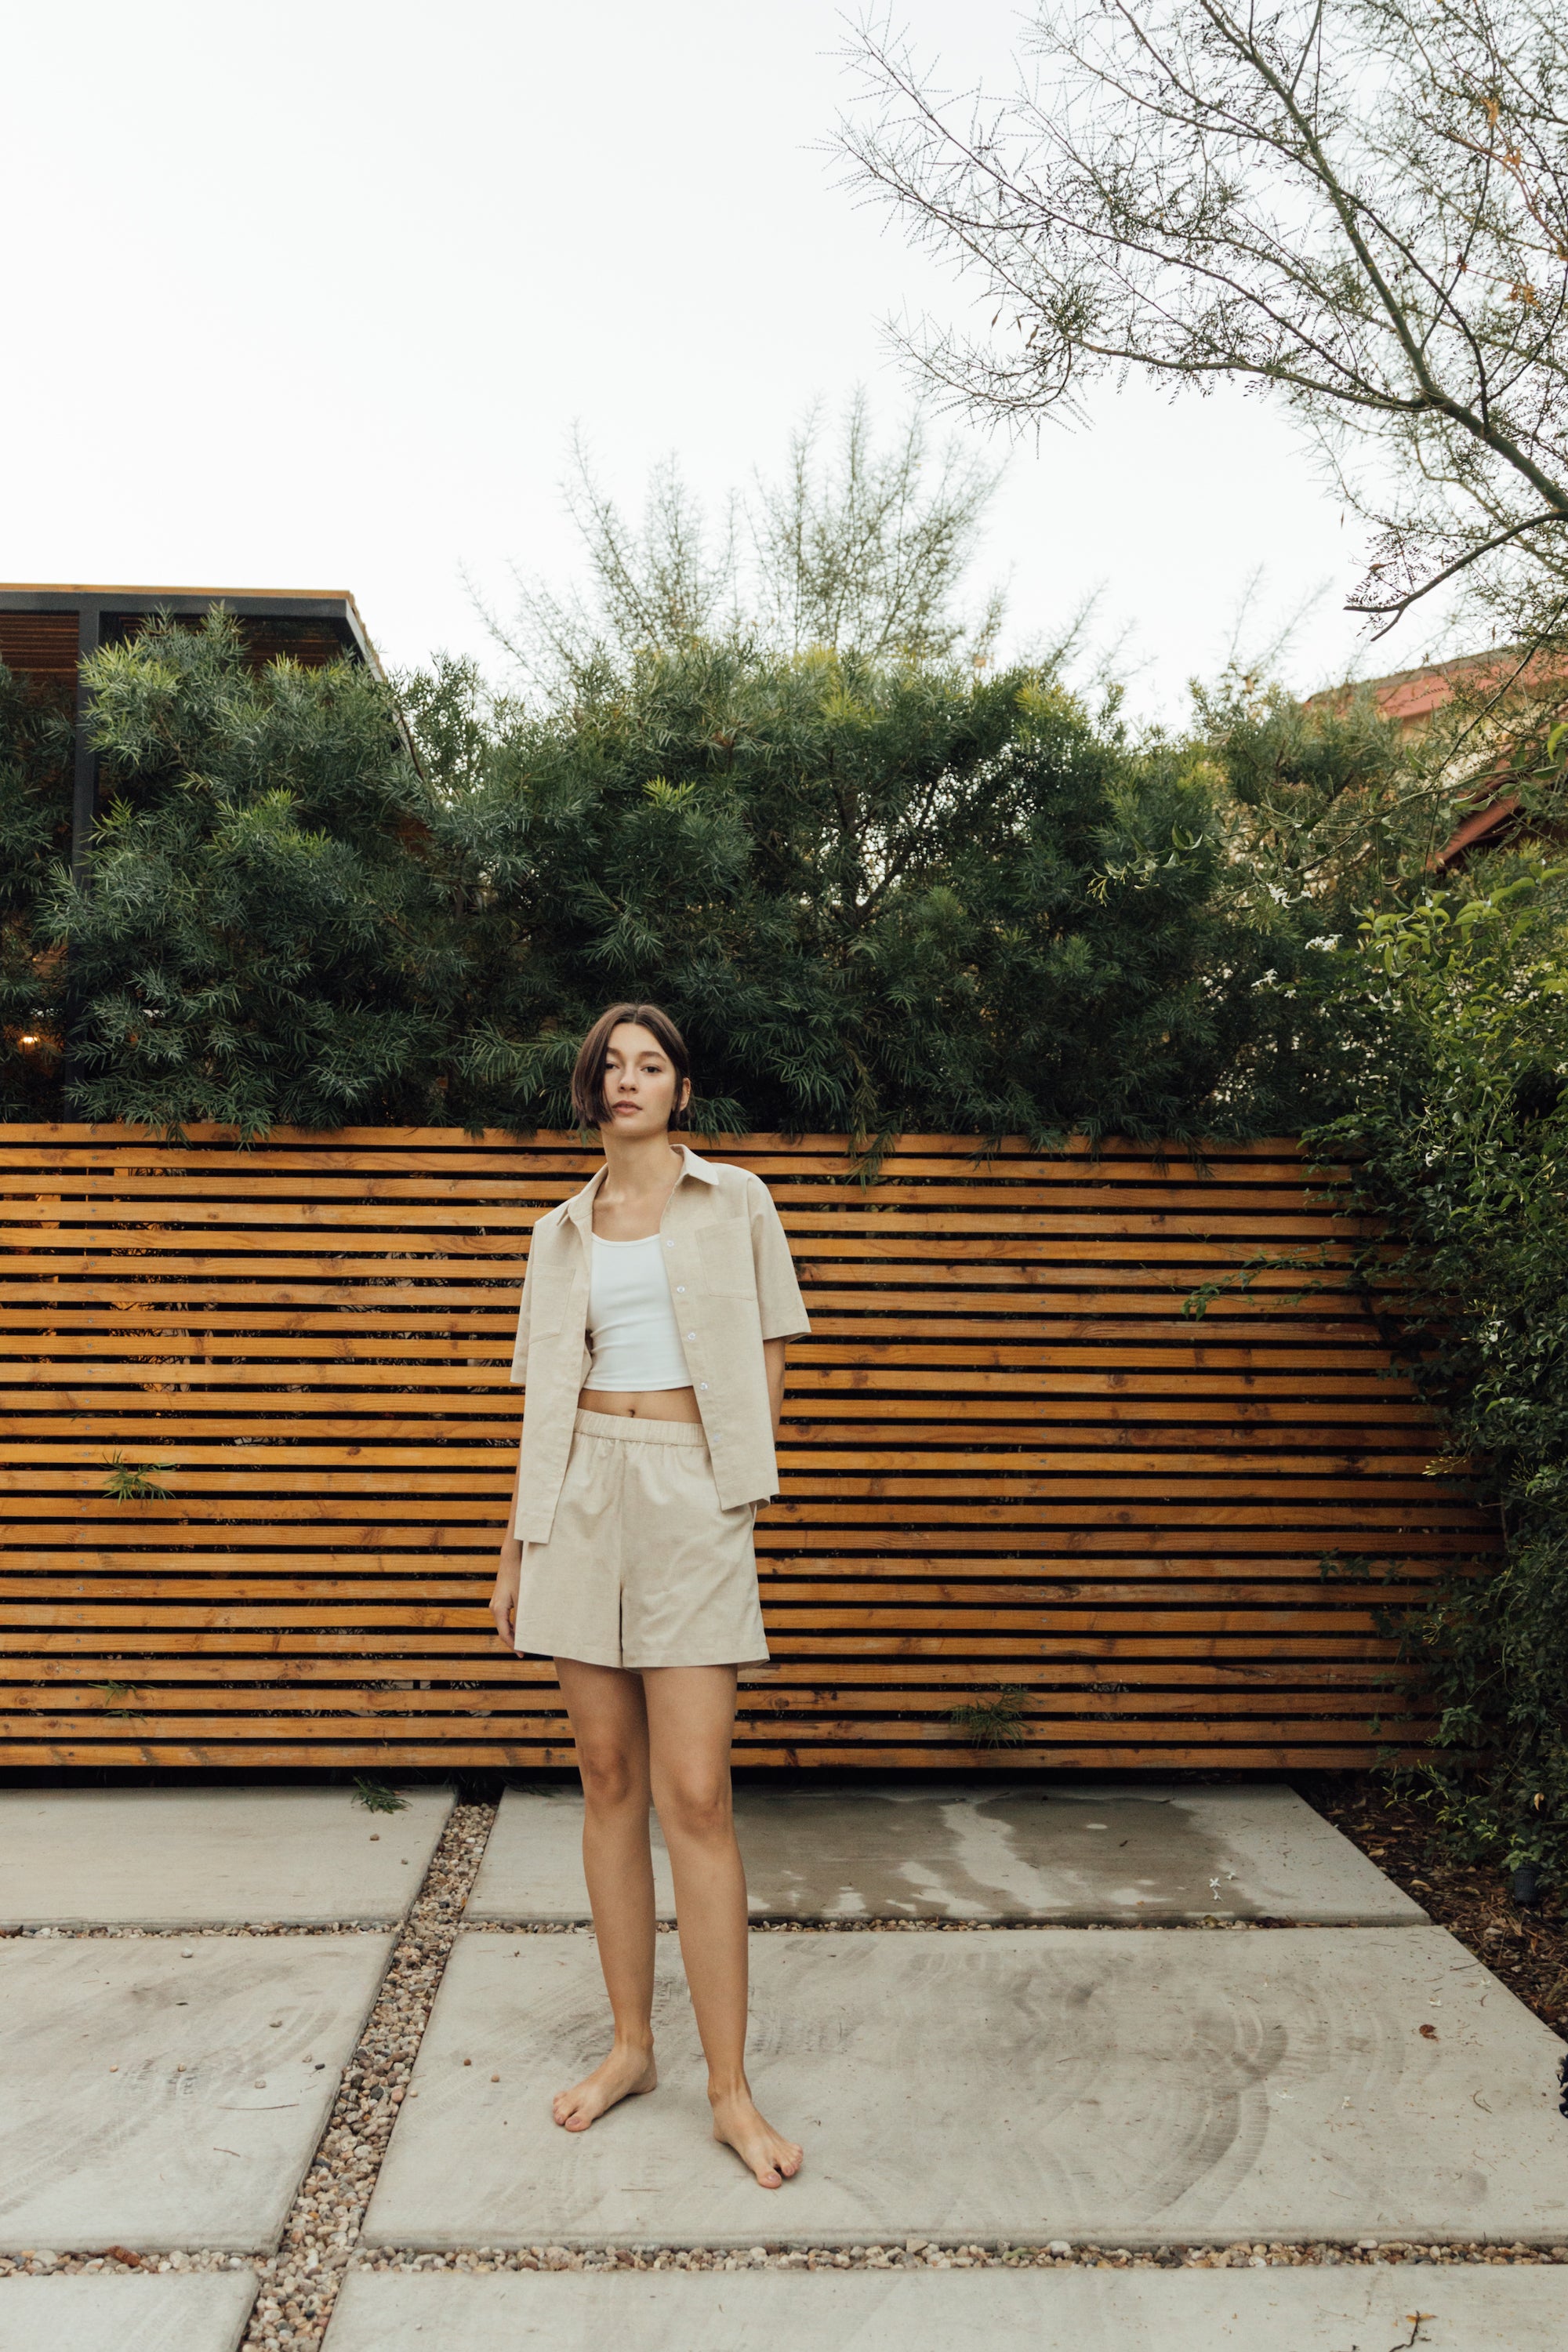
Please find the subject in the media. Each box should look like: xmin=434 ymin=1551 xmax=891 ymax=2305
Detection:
xmin=510 ymin=1147 xmax=810 ymax=1544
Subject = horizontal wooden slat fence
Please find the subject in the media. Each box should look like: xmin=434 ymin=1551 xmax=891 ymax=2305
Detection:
xmin=0 ymin=1126 xmax=1494 ymax=1769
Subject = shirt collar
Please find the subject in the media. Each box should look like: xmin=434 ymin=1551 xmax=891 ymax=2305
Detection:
xmin=564 ymin=1142 xmax=716 ymax=1232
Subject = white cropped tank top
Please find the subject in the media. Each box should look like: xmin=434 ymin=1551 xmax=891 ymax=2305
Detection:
xmin=585 ymin=1234 xmax=691 ymax=1391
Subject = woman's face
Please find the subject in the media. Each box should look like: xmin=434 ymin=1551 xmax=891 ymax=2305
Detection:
xmin=599 ymin=1022 xmax=690 ymax=1139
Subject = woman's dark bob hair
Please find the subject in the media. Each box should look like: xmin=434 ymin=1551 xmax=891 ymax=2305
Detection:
xmin=571 ymin=1002 xmax=692 ymax=1131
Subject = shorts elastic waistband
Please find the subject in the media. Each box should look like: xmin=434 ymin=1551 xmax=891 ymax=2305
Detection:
xmin=572 ymin=1407 xmax=709 ymax=1446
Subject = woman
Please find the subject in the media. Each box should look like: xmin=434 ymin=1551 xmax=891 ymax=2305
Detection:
xmin=489 ymin=1001 xmax=810 ymax=2190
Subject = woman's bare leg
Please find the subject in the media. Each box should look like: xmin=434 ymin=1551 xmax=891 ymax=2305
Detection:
xmin=550 ymin=1657 xmax=659 ymax=2129
xmin=642 ymin=1665 xmax=803 ymax=2188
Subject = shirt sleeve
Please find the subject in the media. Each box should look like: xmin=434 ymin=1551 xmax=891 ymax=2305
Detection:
xmin=748 ymin=1175 xmax=811 ymax=1340
xmin=509 ymin=1231 xmax=537 ymax=1385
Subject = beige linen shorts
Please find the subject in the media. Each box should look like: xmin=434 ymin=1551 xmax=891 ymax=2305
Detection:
xmin=514 ymin=1410 xmax=770 ymax=1672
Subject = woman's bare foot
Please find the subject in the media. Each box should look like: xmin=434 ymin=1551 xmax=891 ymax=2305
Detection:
xmin=710 ymin=2086 xmax=803 ymax=2188
xmin=552 ymin=2043 xmax=657 ymax=2132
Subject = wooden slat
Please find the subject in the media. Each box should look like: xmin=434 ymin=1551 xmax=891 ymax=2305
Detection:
xmin=0 ymin=1171 xmax=1354 ymax=1205
xmin=0 ymin=1684 xmax=1423 ymax=1719
xmin=0 ymin=1428 xmax=1455 ymax=1461
xmin=0 ymin=1125 xmax=1490 ymax=1769
xmin=2 ymin=1654 xmax=1412 ymax=1685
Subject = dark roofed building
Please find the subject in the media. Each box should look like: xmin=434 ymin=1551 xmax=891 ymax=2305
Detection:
xmin=0 ymin=583 xmax=383 ymax=881
xmin=0 ymin=582 xmax=380 ymax=684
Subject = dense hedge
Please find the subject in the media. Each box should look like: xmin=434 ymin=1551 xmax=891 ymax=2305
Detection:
xmin=2 ymin=614 xmax=1330 ymax=1142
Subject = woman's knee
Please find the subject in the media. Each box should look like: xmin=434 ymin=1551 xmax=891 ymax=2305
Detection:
xmin=655 ymin=1776 xmax=734 ymax=1848
xmin=577 ymin=1745 xmax=644 ymax=1812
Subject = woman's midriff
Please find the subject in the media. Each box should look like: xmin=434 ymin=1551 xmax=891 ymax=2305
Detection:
xmin=576 ymin=1385 xmax=703 ymax=1425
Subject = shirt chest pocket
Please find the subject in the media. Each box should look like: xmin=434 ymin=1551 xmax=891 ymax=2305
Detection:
xmin=697 ymin=1219 xmax=755 ymax=1298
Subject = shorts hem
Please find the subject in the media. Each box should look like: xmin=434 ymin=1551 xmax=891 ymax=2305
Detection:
xmin=517 ymin=1642 xmax=772 ymax=1673
xmin=628 ymin=1651 xmax=771 ymax=1672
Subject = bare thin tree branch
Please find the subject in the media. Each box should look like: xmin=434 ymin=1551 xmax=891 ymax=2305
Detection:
xmin=836 ymin=1 xmax=1568 ymax=651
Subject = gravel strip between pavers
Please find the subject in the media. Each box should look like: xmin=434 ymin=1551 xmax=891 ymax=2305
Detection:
xmin=228 ymin=1800 xmax=495 ymax=2350
xmin=353 ymin=2238 xmax=1568 ymax=2270
xmin=466 ymin=1916 xmax=1385 ymax=1934
xmin=5 ymin=1792 xmax=1566 ymax=2347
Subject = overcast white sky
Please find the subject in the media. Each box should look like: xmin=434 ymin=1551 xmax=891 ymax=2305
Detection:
xmin=2 ymin=0 xmax=1412 ymax=721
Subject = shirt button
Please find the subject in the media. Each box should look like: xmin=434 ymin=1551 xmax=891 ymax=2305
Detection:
xmin=664 ymin=1240 xmax=674 ymax=1250
xmin=699 ymin=1382 xmax=710 ymax=1391
xmin=675 ymin=1285 xmax=686 ymax=1293
xmin=687 ymin=1331 xmax=697 ymax=1341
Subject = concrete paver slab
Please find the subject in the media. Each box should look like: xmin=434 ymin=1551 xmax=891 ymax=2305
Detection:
xmin=0 ymin=1788 xmax=452 ymax=1927
xmin=0 ymin=1933 xmax=393 ymax=2253
xmin=321 ymin=2264 xmax=1568 ymax=2350
xmin=0 ymin=2274 xmax=256 ymax=2352
xmin=364 ymin=1926 xmax=1568 ymax=2249
xmin=466 ymin=1782 xmax=1424 ymax=1924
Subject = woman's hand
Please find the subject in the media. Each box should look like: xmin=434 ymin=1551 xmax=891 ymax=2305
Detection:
xmin=490 ymin=1548 xmax=521 ymax=1650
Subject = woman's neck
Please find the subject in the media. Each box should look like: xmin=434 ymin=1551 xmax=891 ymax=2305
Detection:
xmin=597 ymin=1129 xmax=684 ymax=1205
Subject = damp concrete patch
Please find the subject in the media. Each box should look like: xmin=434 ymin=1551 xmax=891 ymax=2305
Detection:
xmin=465 ymin=1782 xmax=1424 ymax=1925
xmin=362 ymin=1926 xmax=1568 ymax=2250
xmin=0 ymin=2273 xmax=256 ymax=2352
xmin=0 ymin=1933 xmax=394 ymax=2253
xmin=0 ymin=1788 xmax=454 ymax=1929
xmin=320 ymin=2263 xmax=1568 ymax=2350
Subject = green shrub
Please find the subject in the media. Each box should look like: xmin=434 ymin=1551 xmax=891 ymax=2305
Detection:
xmin=1297 ymin=859 xmax=1568 ymax=1882
xmin=50 ymin=612 xmax=463 ymax=1140
xmin=417 ymin=641 xmax=1312 ymax=1145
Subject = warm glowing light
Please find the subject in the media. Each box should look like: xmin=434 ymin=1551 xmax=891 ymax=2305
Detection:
xmin=19 ymin=1034 xmax=38 ymax=1045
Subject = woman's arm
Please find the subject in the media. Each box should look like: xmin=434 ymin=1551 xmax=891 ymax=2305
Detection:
xmin=489 ymin=1450 xmax=525 ymax=1650
xmin=764 ymin=1335 xmax=787 ymax=1438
